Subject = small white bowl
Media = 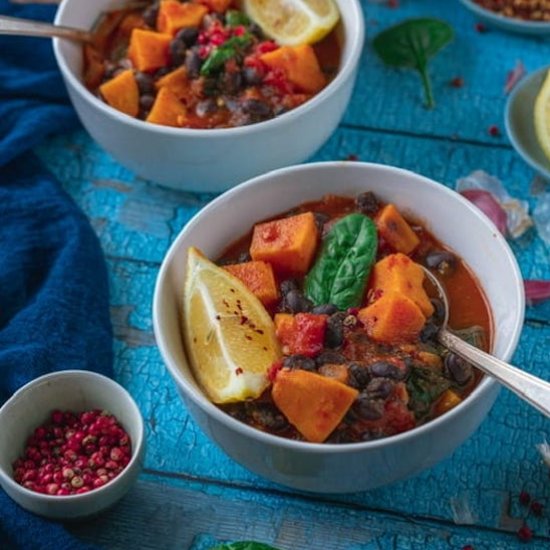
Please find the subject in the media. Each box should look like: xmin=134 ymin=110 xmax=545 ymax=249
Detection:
xmin=0 ymin=370 xmax=145 ymax=519
xmin=459 ymin=0 xmax=550 ymax=34
xmin=153 ymin=161 xmax=524 ymax=494
xmin=505 ymin=65 xmax=550 ymax=180
xmin=52 ymin=0 xmax=364 ymax=192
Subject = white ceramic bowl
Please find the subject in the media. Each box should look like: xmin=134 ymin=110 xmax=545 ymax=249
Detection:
xmin=153 ymin=161 xmax=525 ymax=493
xmin=52 ymin=0 xmax=364 ymax=193
xmin=0 ymin=370 xmax=145 ymax=519
xmin=459 ymin=0 xmax=550 ymax=35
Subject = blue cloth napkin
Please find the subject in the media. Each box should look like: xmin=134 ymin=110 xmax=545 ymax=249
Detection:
xmin=0 ymin=1 xmax=112 ymax=548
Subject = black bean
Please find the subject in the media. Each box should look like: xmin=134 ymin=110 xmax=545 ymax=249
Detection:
xmin=169 ymin=39 xmax=187 ymax=67
xmin=242 ymin=99 xmax=271 ymax=118
xmin=353 ymin=394 xmax=383 ymax=420
xmin=325 ymin=311 xmax=346 ymax=348
xmin=249 ymin=404 xmax=287 ymax=431
xmin=176 ymin=26 xmax=199 ymax=48
xmin=242 ymin=66 xmax=263 ymax=86
xmin=424 ymin=250 xmax=457 ymax=275
xmin=444 ymin=353 xmax=473 ymax=385
xmin=220 ymin=70 xmax=243 ymax=95
xmin=366 ymin=378 xmax=394 ymax=400
xmin=139 ymin=94 xmax=155 ymax=112
xmin=185 ymin=49 xmax=202 ymax=78
xmin=282 ymin=289 xmax=312 ymax=313
xmin=237 ymin=251 xmax=251 ymax=263
xmin=315 ymin=351 xmax=346 ymax=366
xmin=154 ymin=66 xmax=171 ymax=79
xmin=283 ymin=355 xmax=316 ymax=372
xmin=196 ymin=99 xmax=218 ymax=118
xmin=369 ymin=361 xmax=405 ymax=380
xmin=311 ymin=303 xmax=338 ymax=316
xmin=142 ymin=2 xmax=159 ymax=28
xmin=280 ymin=279 xmax=299 ymax=296
xmin=348 ymin=362 xmax=370 ymax=389
xmin=135 ymin=72 xmax=155 ymax=95
xmin=313 ymin=211 xmax=330 ymax=233
xmin=355 ymin=191 xmax=380 ymax=216
xmin=420 ymin=321 xmax=440 ymax=343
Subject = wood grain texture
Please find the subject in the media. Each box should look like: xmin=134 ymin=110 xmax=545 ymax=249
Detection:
xmin=29 ymin=0 xmax=550 ymax=546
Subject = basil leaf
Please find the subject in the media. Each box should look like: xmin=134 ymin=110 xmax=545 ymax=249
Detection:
xmin=372 ymin=18 xmax=453 ymax=109
xmin=305 ymin=213 xmax=377 ymax=311
xmin=200 ymin=35 xmax=252 ymax=76
xmin=210 ymin=542 xmax=280 ymax=550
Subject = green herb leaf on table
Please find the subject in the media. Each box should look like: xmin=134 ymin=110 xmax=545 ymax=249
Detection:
xmin=305 ymin=213 xmax=377 ymax=311
xmin=372 ymin=18 xmax=454 ymax=109
xmin=210 ymin=542 xmax=281 ymax=550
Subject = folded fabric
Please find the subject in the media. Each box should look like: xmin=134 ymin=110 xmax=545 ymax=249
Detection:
xmin=0 ymin=1 xmax=113 ymax=548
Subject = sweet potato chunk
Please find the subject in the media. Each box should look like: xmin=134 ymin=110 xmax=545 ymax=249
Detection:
xmin=250 ymin=212 xmax=318 ymax=275
xmin=272 ymin=369 xmax=358 ymax=443
xmin=157 ymin=0 xmax=208 ymax=35
xmin=274 ymin=313 xmax=327 ymax=357
xmin=128 ymin=28 xmax=171 ymax=72
xmin=195 ymin=0 xmax=232 ymax=12
xmin=375 ymin=204 xmax=420 ymax=254
xmin=260 ymin=45 xmax=326 ymax=93
xmin=146 ymin=87 xmax=188 ymax=127
xmin=155 ymin=66 xmax=191 ymax=99
xmin=434 ymin=389 xmax=462 ymax=415
xmin=224 ymin=261 xmax=279 ymax=307
xmin=358 ymin=292 xmax=426 ymax=343
xmin=370 ymin=253 xmax=434 ymax=317
xmin=99 ymin=69 xmax=139 ymax=117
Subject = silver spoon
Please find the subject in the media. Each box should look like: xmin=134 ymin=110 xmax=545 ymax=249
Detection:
xmin=0 ymin=14 xmax=93 ymax=42
xmin=423 ymin=267 xmax=550 ymax=418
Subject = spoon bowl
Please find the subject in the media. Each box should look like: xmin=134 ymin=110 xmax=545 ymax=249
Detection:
xmin=423 ymin=267 xmax=550 ymax=418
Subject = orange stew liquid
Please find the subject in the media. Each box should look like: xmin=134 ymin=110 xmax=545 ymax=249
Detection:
xmin=218 ymin=193 xmax=493 ymax=444
xmin=83 ymin=1 xmax=340 ymax=129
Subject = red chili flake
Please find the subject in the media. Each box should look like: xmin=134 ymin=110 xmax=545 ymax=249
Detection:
xmin=235 ymin=367 xmax=243 ymax=376
xmin=488 ymin=125 xmax=500 ymax=137
xmin=530 ymin=501 xmax=544 ymax=516
xmin=240 ymin=316 xmax=248 ymax=325
xmin=450 ymin=77 xmax=464 ymax=88
xmin=517 ymin=523 xmax=533 ymax=542
xmin=475 ymin=22 xmax=487 ymax=33
xmin=519 ymin=490 xmax=531 ymax=505
xmin=267 ymin=360 xmax=283 ymax=382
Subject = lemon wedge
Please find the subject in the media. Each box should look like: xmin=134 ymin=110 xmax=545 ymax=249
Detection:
xmin=534 ymin=69 xmax=550 ymax=161
xmin=242 ymin=0 xmax=340 ymax=46
xmin=183 ymin=247 xmax=282 ymax=404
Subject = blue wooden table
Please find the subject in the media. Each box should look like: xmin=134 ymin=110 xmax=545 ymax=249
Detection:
xmin=36 ymin=1 xmax=550 ymax=548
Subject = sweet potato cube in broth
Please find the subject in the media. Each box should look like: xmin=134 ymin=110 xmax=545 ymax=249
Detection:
xmin=260 ymin=45 xmax=326 ymax=94
xmin=375 ymin=204 xmax=420 ymax=254
xmin=99 ymin=69 xmax=139 ymax=117
xmin=224 ymin=261 xmax=279 ymax=307
xmin=146 ymin=87 xmax=188 ymax=127
xmin=272 ymin=369 xmax=358 ymax=443
xmin=250 ymin=212 xmax=319 ymax=276
xmin=155 ymin=67 xmax=191 ymax=99
xmin=157 ymin=1 xmax=208 ymax=35
xmin=370 ymin=253 xmax=434 ymax=317
xmin=358 ymin=292 xmax=426 ymax=343
xmin=128 ymin=29 xmax=171 ymax=72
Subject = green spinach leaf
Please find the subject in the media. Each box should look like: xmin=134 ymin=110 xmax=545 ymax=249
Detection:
xmin=372 ymin=18 xmax=454 ymax=109
xmin=210 ymin=542 xmax=281 ymax=550
xmin=305 ymin=213 xmax=377 ymax=311
xmin=406 ymin=366 xmax=451 ymax=419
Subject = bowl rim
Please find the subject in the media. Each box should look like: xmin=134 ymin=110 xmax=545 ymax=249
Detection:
xmin=458 ymin=0 xmax=550 ymax=31
xmin=153 ymin=160 xmax=525 ymax=454
xmin=53 ymin=0 xmax=365 ymax=138
xmin=505 ymin=65 xmax=550 ymax=180
xmin=0 ymin=370 xmax=145 ymax=501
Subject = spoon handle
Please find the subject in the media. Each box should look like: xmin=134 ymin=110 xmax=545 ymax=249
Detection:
xmin=0 ymin=15 xmax=92 ymax=42
xmin=441 ymin=330 xmax=550 ymax=418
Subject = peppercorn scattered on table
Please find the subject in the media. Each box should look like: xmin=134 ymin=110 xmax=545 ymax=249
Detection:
xmin=34 ymin=0 xmax=550 ymax=548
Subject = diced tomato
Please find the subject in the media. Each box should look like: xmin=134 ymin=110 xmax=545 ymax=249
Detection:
xmin=276 ymin=313 xmax=328 ymax=357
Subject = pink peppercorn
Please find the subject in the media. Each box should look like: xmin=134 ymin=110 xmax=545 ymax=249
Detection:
xmin=12 ymin=409 xmax=131 ymax=496
xmin=517 ymin=523 xmax=533 ymax=542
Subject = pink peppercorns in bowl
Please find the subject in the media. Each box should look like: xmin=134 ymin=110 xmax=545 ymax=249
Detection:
xmin=0 ymin=370 xmax=145 ymax=519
